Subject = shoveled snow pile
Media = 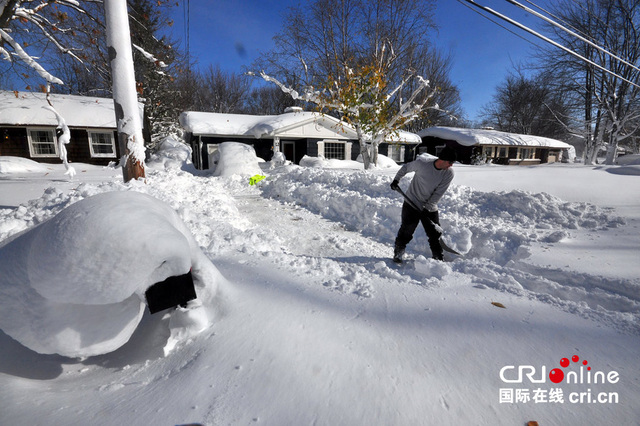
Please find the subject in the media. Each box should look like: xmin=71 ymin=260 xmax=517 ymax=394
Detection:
xmin=261 ymin=166 xmax=624 ymax=263
xmin=210 ymin=141 xmax=263 ymax=177
xmin=146 ymin=135 xmax=195 ymax=172
xmin=0 ymin=156 xmax=50 ymax=174
xmin=0 ymin=191 xmax=223 ymax=358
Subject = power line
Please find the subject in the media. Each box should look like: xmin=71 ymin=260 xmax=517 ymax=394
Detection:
xmin=458 ymin=0 xmax=640 ymax=89
xmin=507 ymin=0 xmax=640 ymax=74
xmin=183 ymin=0 xmax=190 ymax=73
xmin=455 ymin=0 xmax=541 ymax=49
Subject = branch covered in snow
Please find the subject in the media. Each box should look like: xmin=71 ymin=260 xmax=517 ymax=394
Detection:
xmin=44 ymin=104 xmax=76 ymax=178
xmin=0 ymin=28 xmax=63 ymax=84
xmin=255 ymin=63 xmax=447 ymax=169
xmin=133 ymin=43 xmax=167 ymax=70
xmin=0 ymin=0 xmax=103 ymax=87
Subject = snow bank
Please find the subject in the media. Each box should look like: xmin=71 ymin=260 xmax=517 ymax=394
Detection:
xmin=299 ymin=153 xmax=398 ymax=169
xmin=146 ymin=135 xmax=194 ymax=172
xmin=210 ymin=142 xmax=263 ymax=176
xmin=606 ymin=164 xmax=640 ymax=176
xmin=299 ymin=155 xmax=362 ymax=169
xmin=0 ymin=156 xmax=50 ymax=174
xmin=0 ymin=191 xmax=223 ymax=358
xmin=261 ymin=166 xmax=624 ymax=264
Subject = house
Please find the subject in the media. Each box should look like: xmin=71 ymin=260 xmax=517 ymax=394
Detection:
xmin=179 ymin=108 xmax=421 ymax=169
xmin=0 ymin=91 xmax=144 ymax=166
xmin=418 ymin=126 xmax=575 ymax=165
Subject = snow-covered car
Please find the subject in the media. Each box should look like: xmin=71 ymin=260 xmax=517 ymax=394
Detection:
xmin=0 ymin=191 xmax=223 ymax=358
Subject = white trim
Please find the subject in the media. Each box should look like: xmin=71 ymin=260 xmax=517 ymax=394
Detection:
xmin=87 ymin=130 xmax=117 ymax=158
xmin=27 ymin=127 xmax=58 ymax=158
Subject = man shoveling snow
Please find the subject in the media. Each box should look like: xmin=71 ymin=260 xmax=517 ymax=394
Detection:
xmin=390 ymin=147 xmax=457 ymax=262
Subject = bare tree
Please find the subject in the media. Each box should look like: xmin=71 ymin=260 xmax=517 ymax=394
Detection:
xmin=258 ymin=53 xmax=444 ymax=169
xmin=105 ymin=0 xmax=145 ymax=182
xmin=253 ymin=0 xmax=460 ymax=121
xmin=189 ymin=65 xmax=252 ymax=113
xmin=480 ymin=69 xmax=572 ymax=140
xmin=537 ymin=0 xmax=640 ymax=164
xmin=244 ymin=84 xmax=298 ymax=115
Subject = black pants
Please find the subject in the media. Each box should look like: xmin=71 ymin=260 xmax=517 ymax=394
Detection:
xmin=395 ymin=202 xmax=443 ymax=260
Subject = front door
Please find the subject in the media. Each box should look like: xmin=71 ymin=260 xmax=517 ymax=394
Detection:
xmin=283 ymin=141 xmax=295 ymax=162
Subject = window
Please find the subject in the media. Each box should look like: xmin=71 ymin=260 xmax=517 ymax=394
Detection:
xmin=88 ymin=131 xmax=116 ymax=157
xmin=324 ymin=142 xmax=346 ymax=160
xmin=483 ymin=146 xmax=495 ymax=157
xmin=497 ymin=147 xmax=508 ymax=158
xmin=520 ymin=148 xmax=535 ymax=160
xmin=388 ymin=144 xmax=405 ymax=162
xmin=27 ymin=128 xmax=58 ymax=157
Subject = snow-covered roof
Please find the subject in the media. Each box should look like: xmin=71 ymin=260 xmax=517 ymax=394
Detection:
xmin=387 ymin=130 xmax=421 ymax=144
xmin=0 ymin=91 xmax=124 ymax=128
xmin=419 ymin=126 xmax=572 ymax=149
xmin=180 ymin=110 xmax=358 ymax=140
xmin=180 ymin=110 xmax=421 ymax=144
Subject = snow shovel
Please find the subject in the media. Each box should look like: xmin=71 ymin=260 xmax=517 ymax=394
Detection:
xmin=393 ymin=186 xmax=461 ymax=256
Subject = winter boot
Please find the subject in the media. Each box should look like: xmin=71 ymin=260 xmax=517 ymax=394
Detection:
xmin=393 ymin=245 xmax=405 ymax=263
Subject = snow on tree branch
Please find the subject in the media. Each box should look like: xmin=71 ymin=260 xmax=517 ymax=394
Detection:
xmin=254 ymin=63 xmax=447 ymax=169
xmin=0 ymin=28 xmax=63 ymax=84
xmin=13 ymin=4 xmax=85 ymax=63
xmin=1 ymin=0 xmax=101 ymax=87
xmin=133 ymin=43 xmax=168 ymax=72
xmin=44 ymin=104 xmax=76 ymax=178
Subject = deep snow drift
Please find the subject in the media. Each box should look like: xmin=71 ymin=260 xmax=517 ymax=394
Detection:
xmin=0 ymin=142 xmax=639 ymax=425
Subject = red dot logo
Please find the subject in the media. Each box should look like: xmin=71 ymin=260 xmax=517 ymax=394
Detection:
xmin=549 ymin=368 xmax=565 ymax=383
xmin=550 ymin=355 xmax=590 ymax=383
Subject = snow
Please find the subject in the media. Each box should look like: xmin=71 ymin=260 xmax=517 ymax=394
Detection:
xmin=179 ymin=110 xmax=345 ymax=139
xmin=0 ymin=144 xmax=639 ymax=425
xmin=0 ymin=190 xmax=221 ymax=358
xmin=210 ymin=142 xmax=263 ymax=177
xmin=178 ymin=109 xmax=420 ymax=144
xmin=420 ymin=126 xmax=573 ymax=149
xmin=0 ymin=91 xmax=130 ymax=129
xmin=0 ymin=156 xmax=50 ymax=174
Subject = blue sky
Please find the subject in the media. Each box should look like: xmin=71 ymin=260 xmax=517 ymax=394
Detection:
xmin=167 ymin=0 xmax=551 ymax=122
xmin=0 ymin=0 xmax=551 ymax=122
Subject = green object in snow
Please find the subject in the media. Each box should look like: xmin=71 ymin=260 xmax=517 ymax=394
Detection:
xmin=249 ymin=175 xmax=266 ymax=185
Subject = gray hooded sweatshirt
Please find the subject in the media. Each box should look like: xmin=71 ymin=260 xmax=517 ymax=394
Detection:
xmin=394 ymin=157 xmax=454 ymax=212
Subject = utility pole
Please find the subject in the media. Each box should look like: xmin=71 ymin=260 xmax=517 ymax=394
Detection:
xmin=104 ymin=0 xmax=146 ymax=183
